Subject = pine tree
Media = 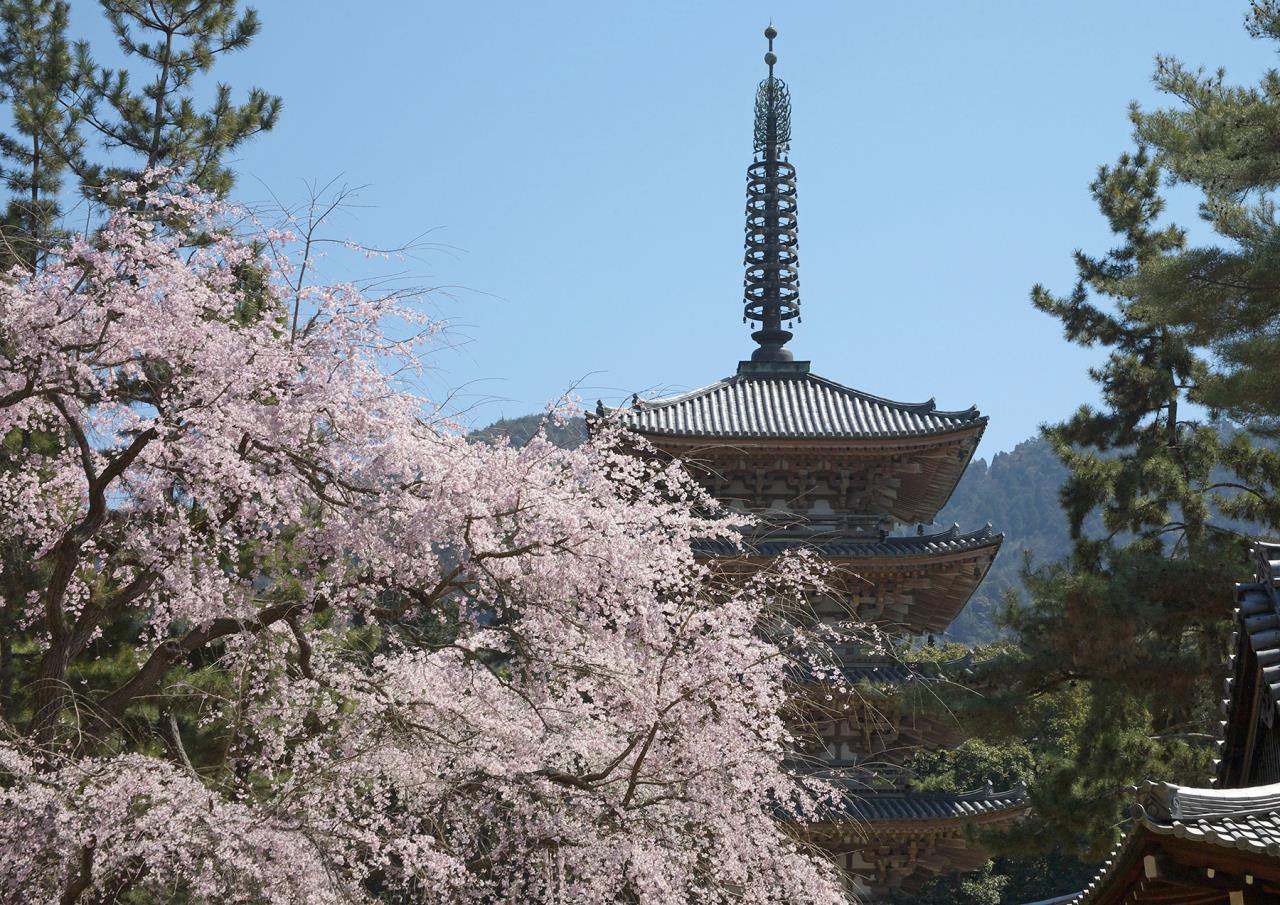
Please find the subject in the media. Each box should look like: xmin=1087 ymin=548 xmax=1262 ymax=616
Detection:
xmin=962 ymin=5 xmax=1280 ymax=861
xmin=1126 ymin=1 xmax=1280 ymax=448
xmin=69 ymin=0 xmax=281 ymax=198
xmin=0 ymin=0 xmax=281 ymax=764
xmin=961 ymin=148 xmax=1274 ymax=855
xmin=0 ymin=0 xmax=79 ymax=270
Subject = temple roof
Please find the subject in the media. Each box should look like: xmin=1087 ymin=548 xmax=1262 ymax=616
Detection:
xmin=1214 ymin=541 xmax=1280 ymax=786
xmin=1135 ymin=779 xmax=1280 ymax=830
xmin=696 ymin=523 xmax=1000 ymax=559
xmin=824 ymin=782 xmax=1028 ymax=824
xmin=614 ymin=367 xmax=985 ymax=442
xmin=1055 ymin=780 xmax=1280 ymax=904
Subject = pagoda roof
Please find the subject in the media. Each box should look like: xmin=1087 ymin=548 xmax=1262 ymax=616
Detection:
xmin=1052 ymin=780 xmax=1280 ymax=904
xmin=613 ymin=365 xmax=985 ymax=443
xmin=701 ymin=524 xmax=1001 ymax=634
xmin=789 ymin=657 xmax=920 ymax=687
xmin=835 ymin=658 xmax=924 ymax=685
xmin=696 ymin=523 xmax=1000 ymax=560
xmin=795 ymin=653 xmax=975 ymax=688
xmin=814 ymin=650 xmax=972 ymax=686
xmin=822 ymin=782 xmax=1028 ymax=825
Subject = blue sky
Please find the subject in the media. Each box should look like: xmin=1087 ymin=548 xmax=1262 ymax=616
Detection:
xmin=70 ymin=1 xmax=1280 ymax=455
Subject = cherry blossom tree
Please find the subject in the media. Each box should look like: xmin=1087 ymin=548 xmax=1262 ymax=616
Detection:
xmin=0 ymin=182 xmax=853 ymax=904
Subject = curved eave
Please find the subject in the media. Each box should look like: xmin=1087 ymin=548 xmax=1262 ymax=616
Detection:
xmin=623 ymin=418 xmax=988 ymax=451
xmin=700 ymin=528 xmax=1004 ymax=634
xmin=1215 ymin=540 xmax=1280 ymax=786
xmin=601 ymin=371 xmax=987 ymax=446
xmin=1057 ymin=778 xmax=1280 ymax=905
xmin=1061 ymin=824 xmax=1280 ymax=905
xmin=813 ymin=786 xmax=1029 ymax=829
xmin=630 ymin=376 xmax=981 ymax=418
xmin=697 ymin=525 xmax=1003 ymax=562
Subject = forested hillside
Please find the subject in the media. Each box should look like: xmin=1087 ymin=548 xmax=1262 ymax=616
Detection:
xmin=470 ymin=414 xmax=1072 ymax=642
xmin=933 ymin=439 xmax=1071 ymax=642
xmin=469 ymin=412 xmax=589 ymax=449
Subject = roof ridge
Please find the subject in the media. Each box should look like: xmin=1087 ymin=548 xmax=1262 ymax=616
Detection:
xmin=627 ymin=377 xmax=733 ymax=409
xmin=609 ymin=371 xmax=987 ymax=441
xmin=1136 ymin=777 xmax=1280 ymax=823
xmin=620 ymin=371 xmax=984 ymax=419
xmin=1212 ymin=542 xmax=1280 ymax=786
xmin=837 ymin=784 xmax=1026 ymax=801
xmin=798 ymin=371 xmax=982 ymax=420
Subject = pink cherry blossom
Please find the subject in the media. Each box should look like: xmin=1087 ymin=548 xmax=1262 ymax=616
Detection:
xmin=0 ymin=182 xmax=855 ymax=904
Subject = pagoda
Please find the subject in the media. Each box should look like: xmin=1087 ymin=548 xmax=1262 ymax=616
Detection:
xmin=605 ymin=27 xmax=1026 ymax=901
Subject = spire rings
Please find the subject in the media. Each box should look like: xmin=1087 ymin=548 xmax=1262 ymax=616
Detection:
xmin=742 ymin=158 xmax=800 ymax=326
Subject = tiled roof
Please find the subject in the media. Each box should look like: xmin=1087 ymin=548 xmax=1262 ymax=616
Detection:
xmin=695 ymin=524 xmax=1001 ymax=559
xmin=1214 ymin=541 xmax=1280 ymax=785
xmin=792 ymin=655 xmax=973 ymax=687
xmin=1046 ymin=779 xmax=1280 ymax=904
xmin=787 ymin=658 xmax=919 ymax=687
xmin=825 ymin=783 xmax=1029 ymax=824
xmin=612 ymin=370 xmax=984 ymax=440
xmin=837 ymin=659 xmax=919 ymax=685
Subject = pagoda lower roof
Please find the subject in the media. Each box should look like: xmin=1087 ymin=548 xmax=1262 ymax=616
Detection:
xmin=792 ymin=655 xmax=969 ymax=687
xmin=835 ymin=658 xmax=923 ymax=685
xmin=1046 ymin=779 xmax=1280 ymax=904
xmin=820 ymin=783 xmax=1028 ymax=825
xmin=610 ymin=365 xmax=985 ymax=442
xmin=702 ymin=525 xmax=1001 ymax=634
xmin=696 ymin=524 xmax=1001 ymax=560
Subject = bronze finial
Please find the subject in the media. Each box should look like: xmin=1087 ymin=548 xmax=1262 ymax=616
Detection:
xmin=743 ymin=25 xmax=800 ymax=362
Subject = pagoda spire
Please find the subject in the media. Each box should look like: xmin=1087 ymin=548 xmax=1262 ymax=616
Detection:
xmin=742 ymin=24 xmax=801 ymax=363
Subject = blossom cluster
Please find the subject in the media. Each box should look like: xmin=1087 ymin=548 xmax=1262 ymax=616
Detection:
xmin=0 ymin=187 xmax=850 ymax=903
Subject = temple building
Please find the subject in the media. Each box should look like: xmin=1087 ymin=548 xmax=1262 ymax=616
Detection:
xmin=1024 ymin=542 xmax=1280 ymax=904
xmin=604 ymin=27 xmax=1026 ymax=901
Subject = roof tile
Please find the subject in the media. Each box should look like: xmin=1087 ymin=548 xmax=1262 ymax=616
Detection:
xmin=823 ymin=783 xmax=1029 ymax=823
xmin=695 ymin=524 xmax=1000 ymax=559
xmin=613 ymin=372 xmax=984 ymax=440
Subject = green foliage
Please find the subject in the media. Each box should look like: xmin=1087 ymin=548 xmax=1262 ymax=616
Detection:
xmin=934 ymin=437 xmax=1074 ymax=643
xmin=0 ymin=0 xmax=280 ymax=264
xmin=952 ymin=19 xmax=1280 ymax=885
xmin=908 ymin=737 xmax=1036 ymax=796
xmin=70 ymin=0 xmax=281 ymax=199
xmin=903 ymin=662 xmax=1096 ymax=904
xmin=0 ymin=0 xmax=78 ymax=269
xmin=953 ymin=148 xmax=1257 ymax=861
xmin=469 ymin=412 xmax=589 ymax=451
xmin=906 ymin=852 xmax=1095 ymax=905
xmin=896 ymin=861 xmax=1009 ymax=905
xmin=1124 ymin=2 xmax=1280 ymax=440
